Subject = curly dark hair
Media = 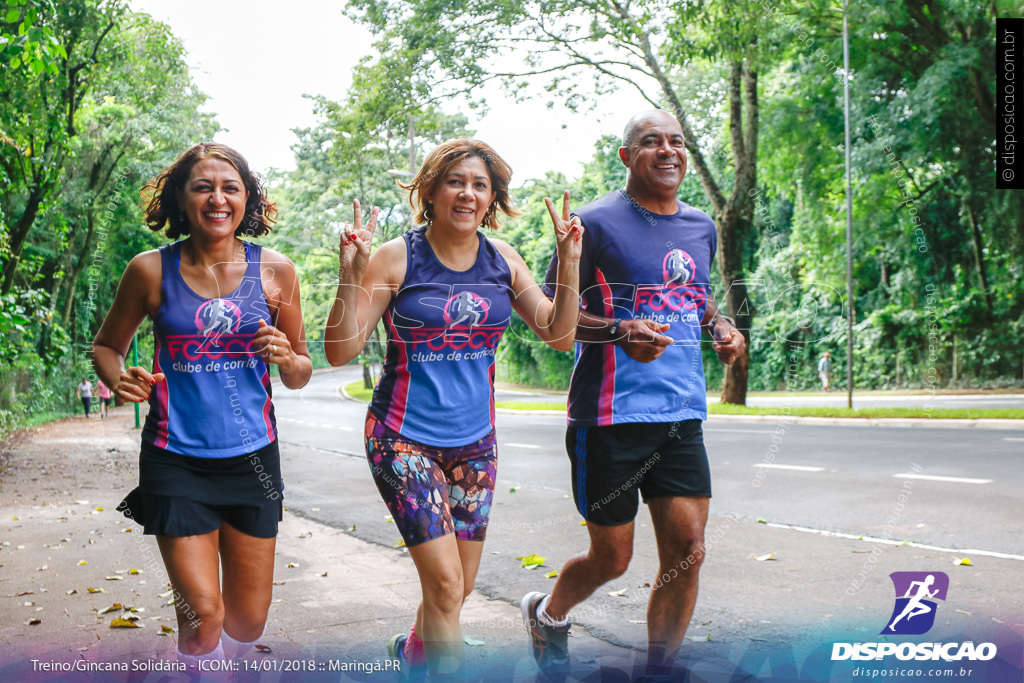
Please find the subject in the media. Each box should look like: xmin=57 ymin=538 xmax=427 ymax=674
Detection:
xmin=401 ymin=138 xmax=521 ymax=230
xmin=143 ymin=143 xmax=277 ymax=239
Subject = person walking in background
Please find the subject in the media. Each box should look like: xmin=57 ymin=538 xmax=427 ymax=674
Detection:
xmin=325 ymin=138 xmax=582 ymax=681
xmin=93 ymin=142 xmax=312 ymax=674
xmin=520 ymin=110 xmax=745 ymax=683
xmin=75 ymin=377 xmax=93 ymax=418
xmin=96 ymin=379 xmax=112 ymax=418
xmin=818 ymin=351 xmax=833 ymax=392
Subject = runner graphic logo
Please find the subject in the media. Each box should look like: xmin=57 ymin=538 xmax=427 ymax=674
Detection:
xmin=881 ymin=571 xmax=949 ymax=635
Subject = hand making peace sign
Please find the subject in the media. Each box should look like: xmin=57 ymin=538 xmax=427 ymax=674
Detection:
xmin=338 ymin=198 xmax=380 ymax=277
xmin=545 ymin=191 xmax=584 ymax=264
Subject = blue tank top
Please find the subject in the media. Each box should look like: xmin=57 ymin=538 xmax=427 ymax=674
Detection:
xmin=543 ymin=190 xmax=717 ymax=427
xmin=370 ymin=228 xmax=513 ymax=446
xmin=143 ymin=241 xmax=277 ymax=457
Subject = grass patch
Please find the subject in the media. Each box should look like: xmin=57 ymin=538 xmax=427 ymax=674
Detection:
xmin=343 ymin=380 xmax=374 ymax=402
xmin=350 ymin=381 xmax=1024 ymax=419
xmin=495 ymin=401 xmax=567 ymax=411
xmin=709 ymin=405 xmax=1024 ymax=420
xmin=0 ymin=409 xmax=74 ymax=441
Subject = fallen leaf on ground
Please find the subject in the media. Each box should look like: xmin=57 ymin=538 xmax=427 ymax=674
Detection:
xmin=128 ymin=569 xmax=141 ymax=575
xmin=255 ymin=644 xmax=272 ymax=654
xmin=14 ymin=591 xmax=34 ymax=596
xmin=757 ymin=518 xmax=766 ymax=524
xmin=545 ymin=570 xmax=558 ymax=579
xmin=74 ymin=500 xmax=89 ymax=505
xmin=516 ymin=554 xmax=546 ymax=569
xmin=109 ymin=617 xmax=141 ymax=628
xmin=273 ymin=581 xmax=286 ymax=586
xmin=97 ymin=603 xmax=124 ymax=615
xmin=158 ymin=625 xmax=175 ymax=636
xmin=66 ymin=589 xmax=77 ymax=595
xmin=685 ymin=634 xmax=710 ymax=642
xmin=37 ymin=565 xmax=47 ymax=571
xmin=463 ymin=636 xmax=486 ymax=646
xmin=77 ymin=560 xmax=87 ymax=566
xmin=607 ymin=588 xmax=627 ymax=597
xmin=320 ymin=572 xmax=328 ymax=577
xmin=105 ymin=576 xmax=123 ymax=581
xmin=509 ymin=487 xmax=519 ymax=493
xmin=392 ymin=539 xmax=406 ymax=548
xmin=26 ymin=618 xmax=41 ymax=626
xmin=580 ymin=521 xmax=587 ymax=526
xmin=955 ymin=609 xmax=971 ymax=615
xmin=87 ymin=588 xmax=104 ymax=594
xmin=953 ymin=557 xmax=972 ymax=566
xmin=349 ymin=524 xmax=356 ymax=531
xmin=754 ymin=553 xmax=776 ymax=562
xmin=286 ymin=563 xmax=299 ymax=568
xmin=384 ymin=516 xmax=393 ymax=522
xmin=298 ymin=531 xmax=312 ymax=539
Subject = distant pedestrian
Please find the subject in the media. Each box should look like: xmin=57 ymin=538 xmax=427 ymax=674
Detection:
xmin=818 ymin=352 xmax=833 ymax=392
xmin=76 ymin=378 xmax=93 ymax=417
xmin=96 ymin=379 xmax=112 ymax=418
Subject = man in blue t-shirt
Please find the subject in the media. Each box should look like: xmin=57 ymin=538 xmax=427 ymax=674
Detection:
xmin=522 ymin=110 xmax=745 ymax=682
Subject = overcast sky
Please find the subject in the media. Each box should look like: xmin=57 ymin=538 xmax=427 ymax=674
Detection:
xmin=129 ymin=0 xmax=651 ymax=184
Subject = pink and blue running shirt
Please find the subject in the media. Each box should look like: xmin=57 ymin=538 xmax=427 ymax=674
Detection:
xmin=370 ymin=227 xmax=513 ymax=447
xmin=143 ymin=241 xmax=276 ymax=457
xmin=543 ymin=190 xmax=717 ymax=427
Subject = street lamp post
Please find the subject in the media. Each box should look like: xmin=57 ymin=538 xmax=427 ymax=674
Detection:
xmin=843 ymin=0 xmax=855 ymax=410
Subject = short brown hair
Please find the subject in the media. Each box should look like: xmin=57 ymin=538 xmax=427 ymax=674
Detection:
xmin=143 ymin=142 xmax=277 ymax=239
xmin=401 ymin=138 xmax=521 ymax=230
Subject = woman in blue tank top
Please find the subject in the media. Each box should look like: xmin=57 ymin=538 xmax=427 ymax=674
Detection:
xmin=92 ymin=143 xmax=312 ymax=672
xmin=324 ymin=138 xmax=583 ymax=679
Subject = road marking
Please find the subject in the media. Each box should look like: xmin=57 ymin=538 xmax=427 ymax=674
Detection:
xmin=1004 ymin=437 xmax=1024 ymax=442
xmin=763 ymin=521 xmax=1024 ymax=561
xmin=893 ymin=473 xmax=992 ymax=484
xmin=505 ymin=443 xmax=541 ymax=449
xmin=278 ymin=417 xmax=353 ymax=431
xmin=706 ymin=428 xmax=773 ymax=434
xmin=753 ymin=463 xmax=825 ymax=472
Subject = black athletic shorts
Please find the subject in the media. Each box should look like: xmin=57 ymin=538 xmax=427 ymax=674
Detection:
xmin=118 ymin=439 xmax=284 ymax=538
xmin=566 ymin=420 xmax=711 ymax=526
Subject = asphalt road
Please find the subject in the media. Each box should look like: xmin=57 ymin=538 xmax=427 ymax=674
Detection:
xmin=271 ymin=368 xmax=1024 ymax=652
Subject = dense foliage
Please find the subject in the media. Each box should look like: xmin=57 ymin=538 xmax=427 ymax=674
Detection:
xmin=1 ymin=1 xmax=1019 ymax=437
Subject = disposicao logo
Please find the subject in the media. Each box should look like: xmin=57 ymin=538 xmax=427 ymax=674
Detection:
xmin=831 ymin=571 xmax=997 ymax=662
xmin=882 ymin=571 xmax=948 ymax=635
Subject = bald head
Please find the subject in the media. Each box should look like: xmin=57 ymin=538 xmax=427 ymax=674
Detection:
xmin=622 ymin=110 xmax=681 ymax=149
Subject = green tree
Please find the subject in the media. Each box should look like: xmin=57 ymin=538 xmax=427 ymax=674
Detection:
xmin=0 ymin=0 xmax=122 ymax=293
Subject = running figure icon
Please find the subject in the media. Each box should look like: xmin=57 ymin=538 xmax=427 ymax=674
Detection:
xmin=888 ymin=574 xmax=939 ymax=631
xmin=446 ymin=291 xmax=486 ymax=328
xmin=200 ymin=299 xmax=235 ymax=337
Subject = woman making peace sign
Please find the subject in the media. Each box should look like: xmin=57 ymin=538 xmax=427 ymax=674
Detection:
xmin=325 ymin=138 xmax=582 ymax=679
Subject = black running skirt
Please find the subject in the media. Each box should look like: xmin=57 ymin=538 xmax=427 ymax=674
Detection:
xmin=118 ymin=439 xmax=284 ymax=538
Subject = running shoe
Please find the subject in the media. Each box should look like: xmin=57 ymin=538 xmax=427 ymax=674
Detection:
xmin=521 ymin=591 xmax=571 ymax=682
xmin=388 ymin=633 xmax=427 ymax=682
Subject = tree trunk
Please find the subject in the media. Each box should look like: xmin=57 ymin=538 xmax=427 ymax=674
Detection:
xmin=1 ymin=186 xmax=48 ymax=294
xmin=60 ymin=212 xmax=97 ymax=326
xmin=718 ymin=205 xmax=752 ymax=405
xmin=965 ymin=204 xmax=993 ymax=315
